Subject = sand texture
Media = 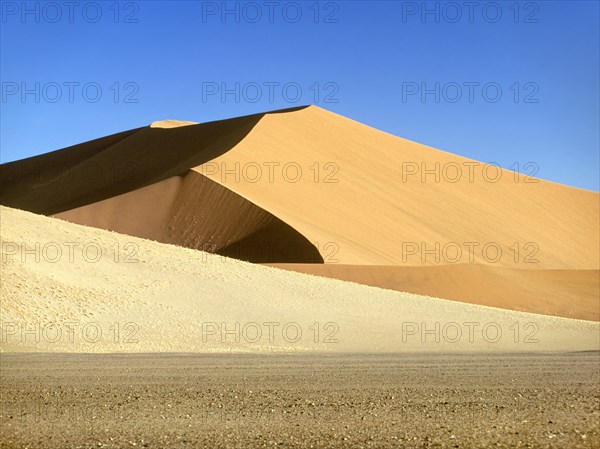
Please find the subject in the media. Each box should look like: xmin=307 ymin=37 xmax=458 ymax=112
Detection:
xmin=1 ymin=106 xmax=597 ymax=319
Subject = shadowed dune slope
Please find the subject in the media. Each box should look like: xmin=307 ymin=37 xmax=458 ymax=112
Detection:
xmin=0 ymin=110 xmax=275 ymax=214
xmin=267 ymin=263 xmax=600 ymax=321
xmin=55 ymin=171 xmax=322 ymax=263
xmin=1 ymin=206 xmax=598 ymax=353
xmin=1 ymin=108 xmax=322 ymax=263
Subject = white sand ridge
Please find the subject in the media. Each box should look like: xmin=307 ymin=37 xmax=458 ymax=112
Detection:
xmin=1 ymin=206 xmax=598 ymax=353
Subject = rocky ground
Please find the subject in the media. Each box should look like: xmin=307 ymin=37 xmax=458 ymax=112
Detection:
xmin=1 ymin=352 xmax=598 ymax=448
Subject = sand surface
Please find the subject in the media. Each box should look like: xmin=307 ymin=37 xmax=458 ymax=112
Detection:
xmin=267 ymin=263 xmax=600 ymax=321
xmin=196 ymin=107 xmax=599 ymax=269
xmin=1 ymin=352 xmax=598 ymax=448
xmin=1 ymin=206 xmax=598 ymax=353
xmin=1 ymin=106 xmax=597 ymax=319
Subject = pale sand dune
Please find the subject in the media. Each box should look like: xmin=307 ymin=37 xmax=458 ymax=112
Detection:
xmin=1 ymin=206 xmax=598 ymax=353
xmin=267 ymin=263 xmax=600 ymax=321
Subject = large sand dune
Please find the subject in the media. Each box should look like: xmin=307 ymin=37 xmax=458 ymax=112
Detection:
xmin=2 ymin=106 xmax=597 ymax=268
xmin=1 ymin=106 xmax=598 ymax=320
xmin=1 ymin=206 xmax=598 ymax=353
xmin=195 ymin=106 xmax=599 ymax=269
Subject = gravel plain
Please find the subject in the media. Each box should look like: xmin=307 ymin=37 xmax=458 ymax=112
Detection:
xmin=1 ymin=352 xmax=599 ymax=448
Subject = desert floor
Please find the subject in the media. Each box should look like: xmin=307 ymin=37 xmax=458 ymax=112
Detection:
xmin=1 ymin=352 xmax=599 ymax=449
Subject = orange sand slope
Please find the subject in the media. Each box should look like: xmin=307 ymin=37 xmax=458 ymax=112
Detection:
xmin=1 ymin=206 xmax=598 ymax=353
xmin=268 ymin=264 xmax=600 ymax=321
xmin=1 ymin=106 xmax=598 ymax=320
xmin=196 ymin=106 xmax=599 ymax=269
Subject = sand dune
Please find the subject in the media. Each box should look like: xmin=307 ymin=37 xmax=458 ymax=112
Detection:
xmin=0 ymin=110 xmax=266 ymax=214
xmin=267 ymin=263 xmax=600 ymax=321
xmin=1 ymin=106 xmax=598 ymax=321
xmin=195 ymin=106 xmax=599 ymax=269
xmin=1 ymin=206 xmax=598 ymax=353
xmin=2 ymin=106 xmax=597 ymax=269
xmin=56 ymin=171 xmax=322 ymax=263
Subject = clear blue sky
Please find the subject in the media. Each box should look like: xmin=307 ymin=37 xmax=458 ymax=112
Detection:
xmin=1 ymin=1 xmax=598 ymax=191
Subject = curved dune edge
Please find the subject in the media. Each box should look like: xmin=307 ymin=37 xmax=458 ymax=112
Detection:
xmin=1 ymin=206 xmax=598 ymax=354
xmin=266 ymin=263 xmax=600 ymax=322
xmin=54 ymin=170 xmax=323 ymax=263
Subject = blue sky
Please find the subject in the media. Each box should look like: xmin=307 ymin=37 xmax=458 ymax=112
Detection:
xmin=1 ymin=0 xmax=598 ymax=191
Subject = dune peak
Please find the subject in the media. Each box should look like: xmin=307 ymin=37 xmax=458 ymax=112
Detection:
xmin=150 ymin=119 xmax=198 ymax=129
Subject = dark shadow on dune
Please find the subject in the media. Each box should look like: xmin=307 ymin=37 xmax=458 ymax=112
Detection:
xmin=0 ymin=106 xmax=311 ymax=215
xmin=52 ymin=169 xmax=323 ymax=264
xmin=219 ymin=219 xmax=323 ymax=263
xmin=264 ymin=105 xmax=311 ymax=115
